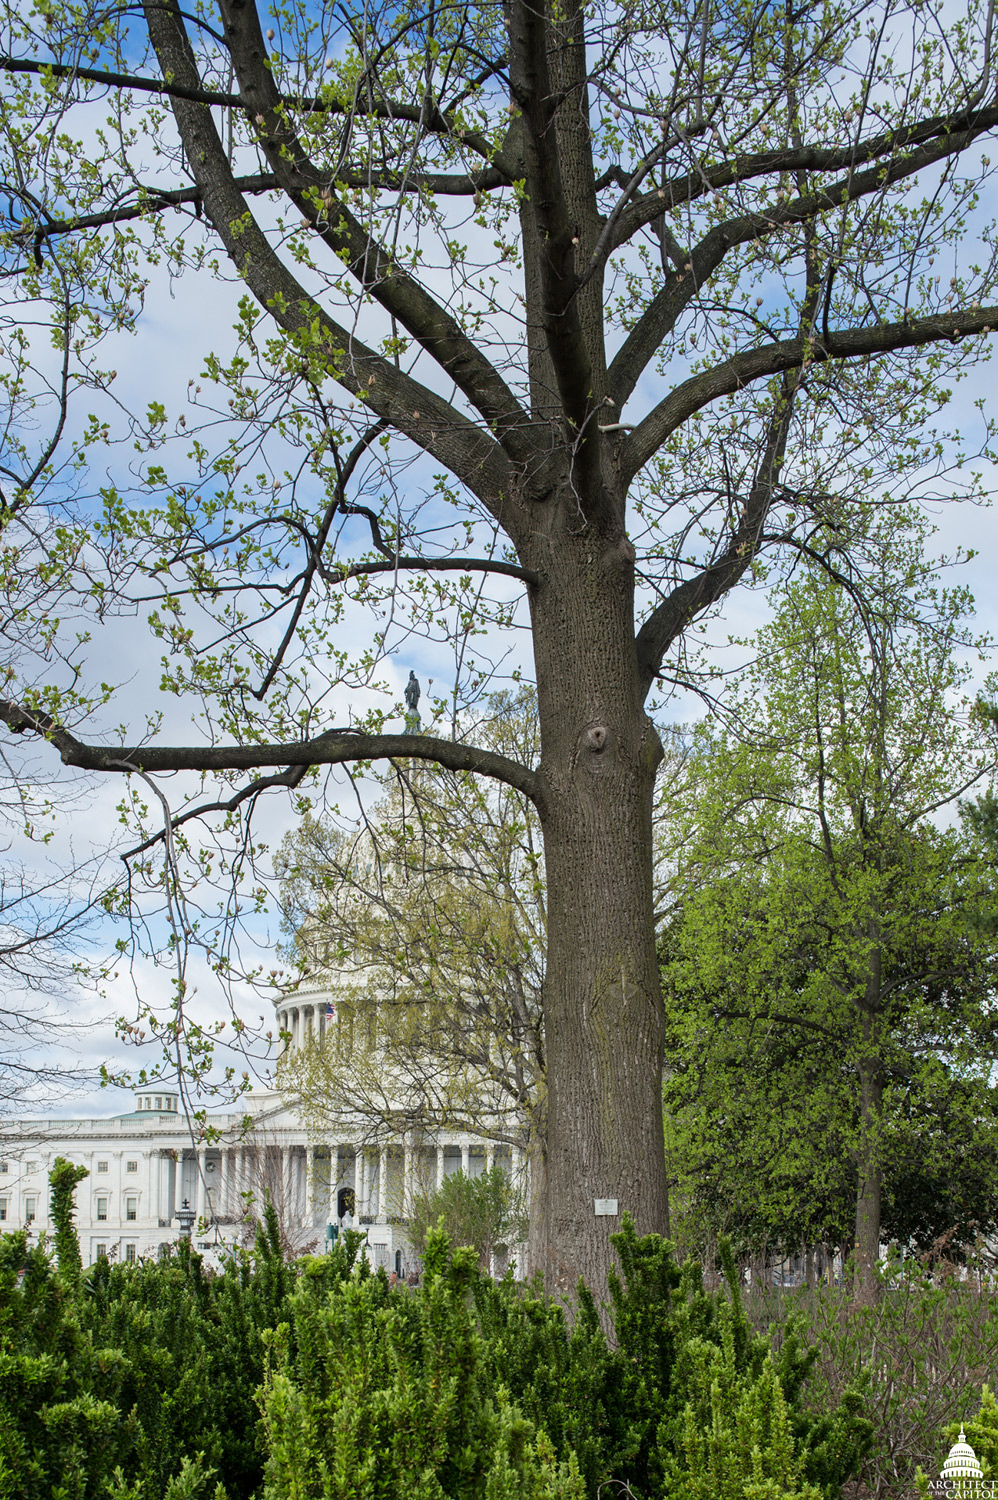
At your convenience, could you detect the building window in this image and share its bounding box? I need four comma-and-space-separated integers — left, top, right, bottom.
155, 1097, 162, 1111
0, 1198, 6, 1222
95, 1243, 107, 1259
0, 1161, 7, 1174
96, 1197, 108, 1221
125, 1244, 136, 1263
125, 1197, 137, 1222
24, 1197, 35, 1222
126, 1160, 138, 1174
97, 1160, 108, 1174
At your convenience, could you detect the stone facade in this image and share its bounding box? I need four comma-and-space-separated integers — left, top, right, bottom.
1, 986, 527, 1275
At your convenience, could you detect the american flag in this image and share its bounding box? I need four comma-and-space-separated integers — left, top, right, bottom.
325, 1000, 335, 1021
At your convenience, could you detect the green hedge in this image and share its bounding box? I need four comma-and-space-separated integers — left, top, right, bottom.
0, 1159, 873, 1499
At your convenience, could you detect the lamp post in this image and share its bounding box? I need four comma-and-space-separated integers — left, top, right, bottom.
175, 1198, 196, 1239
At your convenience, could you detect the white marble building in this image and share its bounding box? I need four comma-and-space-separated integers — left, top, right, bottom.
0, 984, 527, 1274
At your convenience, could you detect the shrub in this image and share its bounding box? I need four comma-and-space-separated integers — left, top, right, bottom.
258, 1221, 871, 1500
0, 1178, 299, 1500
772, 1267, 998, 1498
407, 1167, 528, 1273
2, 1165, 872, 1500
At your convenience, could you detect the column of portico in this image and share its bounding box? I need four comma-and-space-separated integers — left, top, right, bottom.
145, 1149, 155, 1225
220, 1149, 230, 1216
305, 1145, 316, 1219
328, 1146, 340, 1218
461, 1143, 470, 1176
195, 1149, 207, 1225
486, 1145, 495, 1175
350, 1148, 360, 1221
436, 1144, 445, 1190
171, 1149, 181, 1216
357, 1149, 367, 1218
157, 1151, 168, 1223
378, 1146, 387, 1219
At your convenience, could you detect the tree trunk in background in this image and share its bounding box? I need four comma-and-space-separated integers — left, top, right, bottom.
853, 972, 884, 1306
526, 1136, 547, 1280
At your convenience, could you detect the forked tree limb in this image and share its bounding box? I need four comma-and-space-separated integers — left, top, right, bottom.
214, 0, 532, 460
634, 235, 823, 695
138, 0, 515, 513
610, 101, 998, 255
609, 109, 998, 410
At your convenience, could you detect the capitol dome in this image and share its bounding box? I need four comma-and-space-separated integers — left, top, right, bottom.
941, 1429, 984, 1481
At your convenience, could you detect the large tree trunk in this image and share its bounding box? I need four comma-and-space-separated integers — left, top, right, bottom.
525, 500, 669, 1300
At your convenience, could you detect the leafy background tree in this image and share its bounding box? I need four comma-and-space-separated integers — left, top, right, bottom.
407, 1165, 529, 1273
661, 520, 998, 1298
276, 690, 546, 1236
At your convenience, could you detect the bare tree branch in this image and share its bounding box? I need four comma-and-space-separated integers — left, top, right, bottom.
623, 303, 998, 485
0, 703, 541, 804
0, 53, 511, 169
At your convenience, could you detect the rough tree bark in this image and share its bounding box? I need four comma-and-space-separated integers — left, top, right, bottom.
528, 514, 670, 1287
